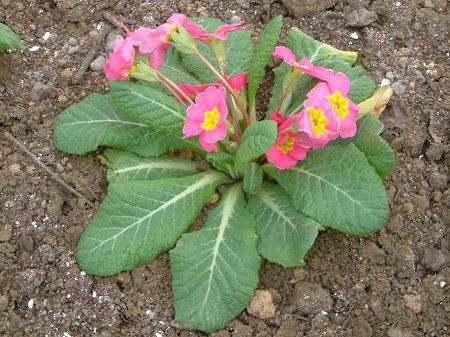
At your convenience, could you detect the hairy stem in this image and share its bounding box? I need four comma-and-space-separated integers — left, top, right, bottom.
154, 68, 194, 105
158, 79, 186, 105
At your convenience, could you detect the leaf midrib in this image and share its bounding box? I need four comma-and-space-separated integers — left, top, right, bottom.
113, 160, 199, 174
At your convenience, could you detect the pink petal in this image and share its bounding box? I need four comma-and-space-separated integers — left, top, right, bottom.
215, 22, 245, 35
227, 73, 247, 91
294, 110, 314, 138
328, 72, 350, 96
270, 112, 285, 126
183, 120, 203, 138
307, 82, 332, 99
186, 103, 207, 121
266, 145, 284, 165
200, 123, 227, 143
339, 111, 358, 138
289, 142, 309, 161
272, 46, 297, 66
199, 138, 218, 152
183, 20, 207, 36
166, 13, 187, 25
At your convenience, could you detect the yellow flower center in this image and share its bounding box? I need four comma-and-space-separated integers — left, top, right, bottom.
201, 107, 220, 130
276, 135, 296, 154
327, 91, 349, 120
127, 65, 138, 77
308, 107, 329, 138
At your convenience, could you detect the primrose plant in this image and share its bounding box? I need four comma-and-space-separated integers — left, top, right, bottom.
53, 14, 395, 333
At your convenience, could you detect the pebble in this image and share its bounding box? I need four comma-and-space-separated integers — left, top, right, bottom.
68, 37, 78, 46
424, 0, 434, 8
90, 55, 106, 71
64, 225, 84, 246
29, 46, 40, 52
426, 143, 444, 161
1, 0, 11, 6
237, 0, 250, 9
421, 246, 450, 271
404, 294, 422, 313
0, 295, 8, 311
428, 172, 447, 191
27, 298, 34, 309
0, 223, 13, 242
386, 71, 395, 81
30, 82, 56, 102
8, 163, 21, 174
411, 194, 429, 211
18, 234, 34, 253
391, 81, 406, 96
105, 33, 118, 53
369, 300, 385, 320
292, 282, 333, 315
393, 245, 415, 278
387, 327, 414, 337
230, 15, 242, 24
380, 78, 391, 86
364, 242, 386, 264
350, 32, 359, 40
247, 289, 277, 319
55, 162, 64, 172
67, 46, 80, 55
346, 8, 378, 27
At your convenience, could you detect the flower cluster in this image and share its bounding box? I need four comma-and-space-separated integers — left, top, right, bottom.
266, 47, 360, 169
102, 14, 360, 170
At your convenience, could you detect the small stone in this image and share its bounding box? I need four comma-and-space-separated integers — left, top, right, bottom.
0, 223, 12, 242
64, 225, 84, 246
386, 71, 395, 81
231, 321, 252, 336
393, 245, 415, 278
68, 37, 78, 46
292, 268, 308, 282
421, 247, 450, 271
426, 143, 444, 161
18, 234, 34, 253
55, 162, 64, 172
237, 0, 250, 9
380, 78, 391, 86
105, 32, 118, 53
230, 15, 242, 24
391, 81, 406, 96
0, 243, 16, 253
404, 294, 422, 313
30, 82, 56, 102
387, 327, 414, 337
292, 282, 333, 315
282, 0, 338, 17
350, 32, 359, 40
1, 0, 11, 6
247, 289, 277, 319
369, 300, 385, 320
0, 295, 8, 311
424, 0, 435, 8
346, 8, 379, 27
8, 163, 21, 174
58, 95, 68, 103
276, 319, 304, 337
411, 194, 429, 211
364, 242, 386, 264
89, 55, 106, 71
428, 172, 447, 191
67, 46, 80, 55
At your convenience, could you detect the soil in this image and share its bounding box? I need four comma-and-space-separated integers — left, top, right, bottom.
0, 0, 448, 336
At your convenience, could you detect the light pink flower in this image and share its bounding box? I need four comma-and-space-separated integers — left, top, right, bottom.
183, 86, 228, 152
103, 36, 136, 81
294, 96, 340, 149
266, 130, 309, 169
195, 22, 245, 42
178, 73, 247, 102
307, 72, 360, 138
272, 46, 334, 81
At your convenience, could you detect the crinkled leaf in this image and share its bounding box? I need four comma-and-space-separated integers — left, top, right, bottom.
206, 152, 237, 178
247, 183, 319, 267
264, 144, 389, 236
334, 113, 395, 178
77, 171, 231, 276
268, 27, 358, 115
243, 162, 263, 195
53, 94, 191, 157
0, 23, 28, 52
171, 183, 259, 333
160, 46, 200, 85
247, 15, 282, 119
182, 17, 253, 83
102, 149, 201, 183
110, 81, 203, 153
235, 120, 277, 174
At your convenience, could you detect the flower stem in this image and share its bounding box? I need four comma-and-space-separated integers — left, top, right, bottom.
288, 103, 304, 117
154, 68, 194, 105
275, 92, 288, 113
196, 51, 250, 127
157, 79, 186, 105
227, 91, 241, 144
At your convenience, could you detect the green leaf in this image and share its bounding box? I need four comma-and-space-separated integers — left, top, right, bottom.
264, 144, 389, 236
235, 120, 277, 174
171, 183, 260, 333
334, 113, 395, 178
243, 162, 263, 195
268, 27, 358, 115
247, 183, 319, 267
206, 152, 237, 178
53, 94, 192, 157
77, 171, 231, 276
160, 48, 200, 85
182, 18, 253, 83
102, 149, 201, 183
247, 16, 282, 120
0, 23, 28, 52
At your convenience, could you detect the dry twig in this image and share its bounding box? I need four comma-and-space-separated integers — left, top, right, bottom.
72, 23, 111, 84
4, 131, 95, 208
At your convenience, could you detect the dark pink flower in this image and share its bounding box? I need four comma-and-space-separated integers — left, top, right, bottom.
103, 36, 136, 81
195, 22, 245, 42
266, 130, 309, 169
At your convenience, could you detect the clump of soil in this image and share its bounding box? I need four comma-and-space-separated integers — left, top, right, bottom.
0, 0, 448, 336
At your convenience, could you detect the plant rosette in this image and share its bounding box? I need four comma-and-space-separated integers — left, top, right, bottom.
53, 14, 395, 333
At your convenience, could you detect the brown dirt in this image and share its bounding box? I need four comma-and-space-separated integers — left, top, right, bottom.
0, 0, 448, 336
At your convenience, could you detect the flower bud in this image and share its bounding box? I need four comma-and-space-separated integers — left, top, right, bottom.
131, 61, 158, 82
171, 26, 198, 54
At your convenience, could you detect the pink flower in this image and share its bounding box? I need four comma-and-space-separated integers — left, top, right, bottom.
178, 73, 247, 103
266, 130, 309, 169
269, 112, 285, 126
273, 46, 333, 81
103, 36, 136, 81
307, 72, 360, 138
195, 22, 245, 42
294, 96, 340, 149
183, 86, 228, 152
